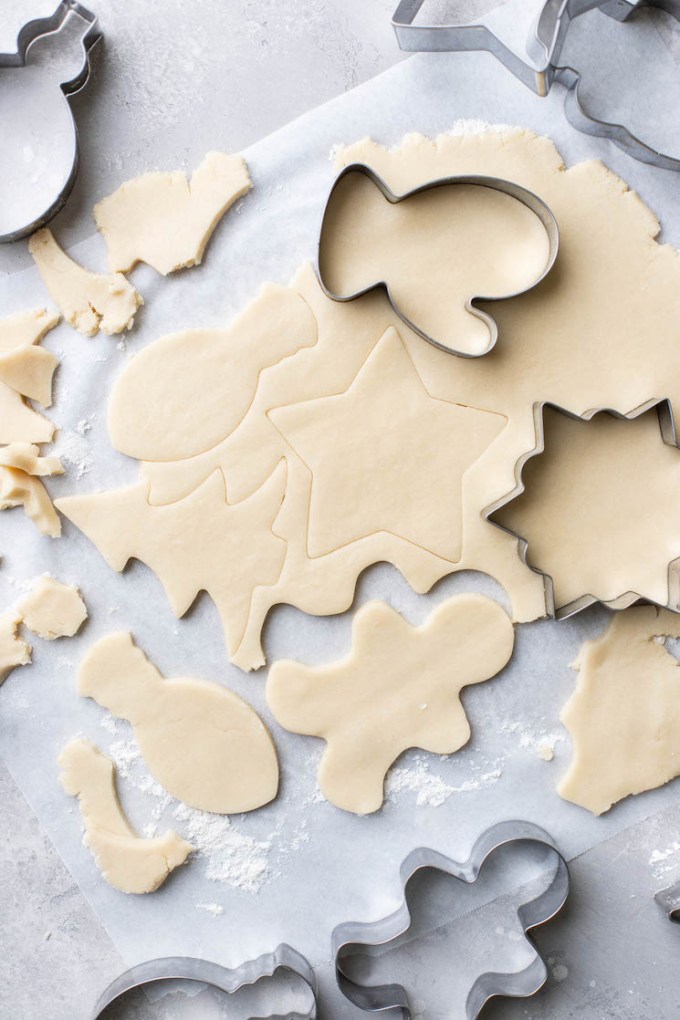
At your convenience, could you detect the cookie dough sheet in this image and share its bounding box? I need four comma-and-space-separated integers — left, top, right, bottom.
2, 31, 680, 1016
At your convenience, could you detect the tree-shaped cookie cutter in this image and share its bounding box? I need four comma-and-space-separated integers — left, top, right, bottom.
484, 398, 680, 620
0, 0, 100, 243
317, 163, 559, 358
332, 820, 569, 1019
91, 944, 318, 1019
392, 0, 680, 173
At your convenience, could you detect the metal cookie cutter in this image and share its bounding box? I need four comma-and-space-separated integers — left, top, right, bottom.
655, 877, 680, 923
392, 0, 680, 172
92, 944, 317, 1019
0, 0, 100, 243
332, 819, 569, 1019
317, 163, 559, 358
485, 398, 680, 620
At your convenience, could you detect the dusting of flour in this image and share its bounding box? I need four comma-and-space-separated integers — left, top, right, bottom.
387, 755, 502, 807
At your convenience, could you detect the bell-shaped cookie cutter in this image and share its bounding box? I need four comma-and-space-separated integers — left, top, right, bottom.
91, 944, 318, 1019
317, 163, 559, 358
0, 0, 100, 243
392, 0, 680, 173
484, 398, 680, 620
332, 819, 569, 1019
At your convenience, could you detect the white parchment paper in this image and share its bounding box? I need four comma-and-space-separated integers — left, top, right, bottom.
3, 21, 680, 1018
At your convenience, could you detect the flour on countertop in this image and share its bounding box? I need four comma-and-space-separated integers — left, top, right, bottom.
649, 840, 680, 879
196, 902, 224, 917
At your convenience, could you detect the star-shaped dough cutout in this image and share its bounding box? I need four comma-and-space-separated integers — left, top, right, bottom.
268, 327, 506, 562
491, 403, 680, 613
266, 594, 514, 814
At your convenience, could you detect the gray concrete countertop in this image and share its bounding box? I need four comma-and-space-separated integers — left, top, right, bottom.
2, 2, 680, 1017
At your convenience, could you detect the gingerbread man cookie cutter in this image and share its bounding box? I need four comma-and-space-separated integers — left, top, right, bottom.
485, 398, 680, 620
392, 0, 680, 172
92, 944, 318, 1019
317, 163, 559, 358
332, 819, 569, 1019
0, 0, 100, 243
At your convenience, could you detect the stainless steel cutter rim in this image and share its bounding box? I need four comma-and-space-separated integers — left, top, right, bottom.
655, 877, 680, 923
317, 162, 559, 359
0, 0, 100, 243
332, 819, 569, 1020
91, 943, 317, 1020
392, 0, 680, 173
484, 397, 680, 620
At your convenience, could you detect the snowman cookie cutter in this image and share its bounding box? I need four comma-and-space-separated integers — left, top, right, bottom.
0, 0, 100, 243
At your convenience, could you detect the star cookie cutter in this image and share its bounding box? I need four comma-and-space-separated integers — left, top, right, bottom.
0, 0, 101, 242
392, 0, 680, 173
484, 398, 680, 620
91, 944, 318, 1019
317, 163, 559, 357
332, 819, 569, 1019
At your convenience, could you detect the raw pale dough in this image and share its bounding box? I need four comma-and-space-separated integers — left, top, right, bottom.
59, 738, 192, 894
0, 609, 31, 683
0, 308, 59, 444
269, 327, 505, 561
57, 465, 287, 658
78, 632, 279, 813
559, 607, 680, 815
320, 169, 551, 356
29, 228, 143, 337
59, 129, 680, 670
0, 344, 57, 405
93, 152, 252, 275
18, 575, 87, 639
267, 595, 514, 814
0, 442, 63, 476
108, 284, 317, 462
0, 466, 60, 537
494, 405, 680, 612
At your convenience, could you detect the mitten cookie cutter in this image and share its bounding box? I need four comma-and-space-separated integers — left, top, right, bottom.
391, 0, 680, 172
484, 398, 680, 620
317, 163, 559, 358
92, 944, 317, 1019
0, 0, 100, 242
332, 819, 569, 1019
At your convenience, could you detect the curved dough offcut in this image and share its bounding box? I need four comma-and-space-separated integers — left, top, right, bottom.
0, 610, 31, 683
559, 606, 680, 815
59, 738, 192, 894
267, 594, 514, 815
0, 466, 60, 537
18, 575, 87, 639
78, 632, 279, 814
29, 228, 143, 337
0, 442, 63, 477
0, 308, 59, 444
93, 152, 252, 275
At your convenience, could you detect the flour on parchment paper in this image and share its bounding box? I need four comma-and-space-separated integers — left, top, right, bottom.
387, 755, 502, 808
649, 840, 680, 879
55, 417, 95, 479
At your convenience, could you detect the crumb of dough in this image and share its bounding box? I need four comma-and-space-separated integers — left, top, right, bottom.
537, 744, 554, 762
93, 151, 252, 276
29, 228, 143, 337
18, 575, 87, 640
0, 465, 61, 537
0, 609, 31, 683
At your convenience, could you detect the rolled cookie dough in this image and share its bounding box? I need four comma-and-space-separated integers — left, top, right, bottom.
59, 738, 192, 894
267, 594, 514, 814
94, 151, 252, 275
0, 308, 59, 444
18, 575, 87, 639
0, 610, 31, 683
0, 442, 63, 477
78, 632, 279, 813
559, 607, 680, 815
0, 465, 60, 537
0, 343, 57, 406
29, 228, 142, 337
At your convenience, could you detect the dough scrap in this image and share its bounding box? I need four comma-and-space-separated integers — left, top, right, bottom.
320, 168, 552, 355
269, 327, 505, 561
78, 632, 279, 814
0, 344, 57, 406
494, 405, 680, 612
57, 464, 287, 658
59, 738, 193, 894
0, 308, 59, 444
267, 595, 514, 814
18, 575, 87, 639
108, 284, 317, 463
29, 228, 143, 337
0, 465, 61, 537
93, 152, 252, 276
0, 442, 63, 476
0, 609, 31, 683
559, 607, 680, 815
